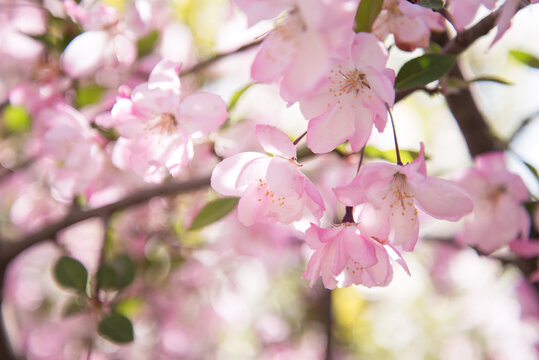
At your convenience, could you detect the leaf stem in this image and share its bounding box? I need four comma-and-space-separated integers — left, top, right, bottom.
293, 131, 307, 146
386, 103, 403, 166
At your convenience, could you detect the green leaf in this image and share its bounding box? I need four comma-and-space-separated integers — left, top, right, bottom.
98, 312, 134, 344
75, 85, 105, 108
509, 50, 539, 69
523, 161, 539, 180
2, 105, 31, 133
137, 30, 159, 59
97, 264, 117, 289
189, 197, 240, 231
228, 83, 252, 111
412, 0, 444, 10
115, 298, 144, 318
353, 0, 384, 33
90, 122, 119, 141
53, 256, 88, 292
364, 146, 421, 164
97, 254, 136, 290
111, 254, 136, 289
469, 75, 513, 85
395, 54, 456, 90
524, 201, 538, 214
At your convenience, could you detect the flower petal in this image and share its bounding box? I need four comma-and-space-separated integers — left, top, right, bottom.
237, 183, 265, 226
265, 158, 302, 197
179, 92, 228, 136
281, 31, 330, 101
306, 105, 354, 154
255, 124, 296, 158
61, 31, 108, 78
343, 227, 377, 267
211, 152, 265, 196
412, 176, 473, 221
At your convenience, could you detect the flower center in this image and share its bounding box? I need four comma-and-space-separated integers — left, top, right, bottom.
256, 178, 286, 207
329, 66, 371, 98
273, 10, 305, 41
386, 173, 416, 217
150, 112, 178, 135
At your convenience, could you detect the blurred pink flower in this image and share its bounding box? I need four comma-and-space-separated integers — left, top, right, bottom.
456, 152, 530, 254
446, 0, 496, 31
373, 0, 445, 51
111, 59, 227, 182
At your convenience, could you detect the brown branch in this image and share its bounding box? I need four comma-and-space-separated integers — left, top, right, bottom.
0, 299, 16, 360
322, 289, 333, 360
445, 63, 505, 156
0, 176, 210, 268
180, 39, 263, 76
395, 3, 528, 103
442, 6, 503, 55
0, 157, 36, 183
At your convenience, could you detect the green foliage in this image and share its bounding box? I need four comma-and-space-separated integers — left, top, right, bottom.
353, 0, 384, 33
115, 298, 144, 318
412, 0, 444, 9
98, 312, 134, 344
76, 85, 105, 108
364, 145, 421, 164
53, 256, 88, 292
228, 83, 253, 111
509, 50, 539, 69
2, 105, 31, 133
90, 122, 119, 141
189, 197, 240, 231
137, 30, 159, 58
32, 16, 82, 52
469, 75, 513, 85
97, 253, 136, 290
523, 161, 539, 180
395, 54, 456, 90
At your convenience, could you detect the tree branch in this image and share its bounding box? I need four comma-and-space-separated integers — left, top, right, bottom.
442, 6, 503, 55
180, 39, 263, 76
0, 176, 210, 268
445, 63, 505, 156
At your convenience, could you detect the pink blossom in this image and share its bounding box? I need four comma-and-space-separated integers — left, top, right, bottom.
490, 0, 539, 47
372, 0, 445, 51
299, 32, 395, 154
231, 0, 294, 27
111, 59, 227, 182
335, 144, 473, 251
60, 2, 137, 78
40, 104, 104, 202
250, 0, 356, 103
211, 125, 325, 226
456, 152, 530, 254
0, 11, 44, 63
446, 0, 496, 31
302, 223, 394, 289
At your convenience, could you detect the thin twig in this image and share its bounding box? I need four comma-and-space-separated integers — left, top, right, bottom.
0, 157, 36, 183
293, 131, 307, 146
386, 103, 403, 166
180, 39, 263, 76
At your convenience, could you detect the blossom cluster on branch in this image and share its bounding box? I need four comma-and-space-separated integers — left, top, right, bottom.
0, 0, 538, 358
